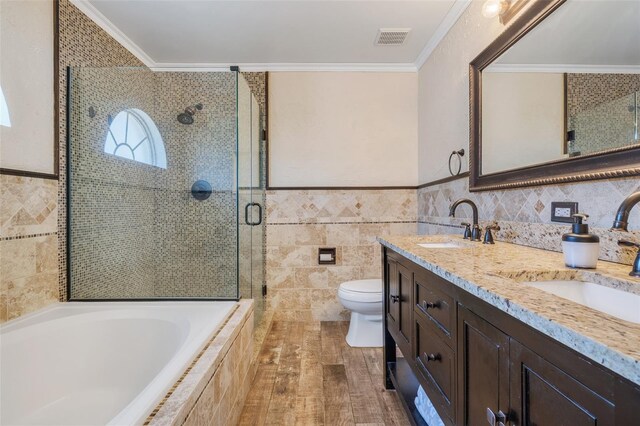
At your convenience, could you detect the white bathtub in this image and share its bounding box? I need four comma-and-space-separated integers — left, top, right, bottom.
0, 301, 238, 426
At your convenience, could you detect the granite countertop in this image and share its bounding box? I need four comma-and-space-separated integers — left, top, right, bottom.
377, 234, 640, 386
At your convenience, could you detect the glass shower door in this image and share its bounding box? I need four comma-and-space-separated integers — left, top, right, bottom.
237, 74, 265, 323
250, 93, 265, 324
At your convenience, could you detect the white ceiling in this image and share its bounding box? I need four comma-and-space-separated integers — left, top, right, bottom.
72, 0, 471, 71
492, 0, 640, 72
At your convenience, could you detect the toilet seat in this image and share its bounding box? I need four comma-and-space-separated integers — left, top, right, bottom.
338, 279, 382, 303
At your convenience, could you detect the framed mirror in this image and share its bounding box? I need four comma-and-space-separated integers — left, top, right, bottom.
470, 0, 640, 191
0, 0, 59, 179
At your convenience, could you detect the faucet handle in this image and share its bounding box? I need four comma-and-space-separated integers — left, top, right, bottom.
460, 222, 471, 240
618, 240, 640, 277
471, 224, 482, 242
483, 223, 501, 244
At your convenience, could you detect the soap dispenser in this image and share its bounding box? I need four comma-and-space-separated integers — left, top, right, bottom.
561, 213, 600, 269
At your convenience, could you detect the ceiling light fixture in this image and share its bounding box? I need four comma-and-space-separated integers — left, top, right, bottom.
482, 0, 510, 19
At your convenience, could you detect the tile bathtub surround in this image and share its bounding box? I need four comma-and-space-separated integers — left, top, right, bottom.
148, 300, 254, 426
418, 175, 640, 265
0, 175, 58, 239
0, 234, 58, 322
378, 234, 640, 386
265, 189, 417, 322
0, 173, 59, 323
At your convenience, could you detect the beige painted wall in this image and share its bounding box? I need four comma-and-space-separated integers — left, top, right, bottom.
418, 0, 504, 182
0, 0, 144, 323
0, 0, 55, 174
269, 72, 418, 187
482, 72, 565, 174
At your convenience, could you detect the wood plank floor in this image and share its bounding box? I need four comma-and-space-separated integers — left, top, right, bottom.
239, 321, 410, 425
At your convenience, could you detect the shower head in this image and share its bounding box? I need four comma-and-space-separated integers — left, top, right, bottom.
177, 112, 194, 125
177, 103, 203, 125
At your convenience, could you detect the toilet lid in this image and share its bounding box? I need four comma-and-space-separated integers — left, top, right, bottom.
339, 279, 382, 294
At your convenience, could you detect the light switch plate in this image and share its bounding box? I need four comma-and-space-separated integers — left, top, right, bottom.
551, 201, 578, 223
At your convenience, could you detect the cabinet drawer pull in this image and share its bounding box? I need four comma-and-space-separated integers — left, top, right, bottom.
486, 408, 507, 426
421, 300, 440, 310
423, 352, 441, 362
390, 295, 400, 303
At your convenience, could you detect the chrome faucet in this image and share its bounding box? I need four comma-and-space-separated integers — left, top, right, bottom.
449, 199, 481, 241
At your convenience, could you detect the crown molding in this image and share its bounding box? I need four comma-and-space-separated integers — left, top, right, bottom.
70, 0, 468, 73
69, 0, 155, 67
485, 64, 640, 74
150, 63, 418, 73
415, 0, 472, 70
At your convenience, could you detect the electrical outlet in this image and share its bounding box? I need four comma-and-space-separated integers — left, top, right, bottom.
551, 202, 578, 223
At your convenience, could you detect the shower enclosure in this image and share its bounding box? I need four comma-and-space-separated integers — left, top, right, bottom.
66, 67, 265, 322
568, 90, 640, 156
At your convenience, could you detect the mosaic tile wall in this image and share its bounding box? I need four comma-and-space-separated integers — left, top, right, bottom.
567, 73, 640, 155
68, 68, 243, 299
417, 175, 640, 266
56, 0, 268, 304
0, 175, 58, 322
265, 189, 417, 321
58, 0, 145, 302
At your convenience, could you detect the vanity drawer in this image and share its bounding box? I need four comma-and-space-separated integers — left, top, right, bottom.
414, 271, 454, 338
415, 315, 455, 420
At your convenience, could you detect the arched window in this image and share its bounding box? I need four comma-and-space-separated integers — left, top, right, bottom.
104, 108, 166, 168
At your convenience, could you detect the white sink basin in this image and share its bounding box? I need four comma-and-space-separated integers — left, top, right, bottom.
417, 242, 462, 249
525, 280, 640, 324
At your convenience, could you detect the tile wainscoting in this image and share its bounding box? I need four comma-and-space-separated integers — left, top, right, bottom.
418, 175, 640, 265
265, 189, 417, 322
0, 175, 59, 322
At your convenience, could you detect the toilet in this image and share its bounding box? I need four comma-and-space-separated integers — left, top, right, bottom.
338, 279, 383, 347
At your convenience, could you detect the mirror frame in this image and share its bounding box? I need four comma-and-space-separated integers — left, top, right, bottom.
469, 0, 640, 192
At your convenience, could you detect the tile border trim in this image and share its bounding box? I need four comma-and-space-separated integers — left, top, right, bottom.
266, 220, 418, 226
0, 232, 58, 242
144, 303, 240, 424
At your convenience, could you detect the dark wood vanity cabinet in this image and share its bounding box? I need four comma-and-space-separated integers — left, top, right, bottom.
385, 256, 413, 357
509, 341, 615, 426
382, 247, 640, 426
457, 307, 510, 426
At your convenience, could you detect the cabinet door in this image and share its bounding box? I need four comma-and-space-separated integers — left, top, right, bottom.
510, 340, 614, 426
397, 263, 413, 349
386, 257, 399, 331
457, 306, 510, 426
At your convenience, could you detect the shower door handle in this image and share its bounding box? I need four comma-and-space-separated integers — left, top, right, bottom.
253, 203, 263, 226
244, 202, 263, 226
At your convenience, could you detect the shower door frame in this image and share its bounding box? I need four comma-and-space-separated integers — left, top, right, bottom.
65, 67, 252, 302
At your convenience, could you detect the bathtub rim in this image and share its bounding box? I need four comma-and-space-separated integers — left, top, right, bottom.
0, 300, 242, 426
145, 299, 254, 426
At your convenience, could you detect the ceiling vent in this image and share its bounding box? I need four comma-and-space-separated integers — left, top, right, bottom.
375, 28, 410, 46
